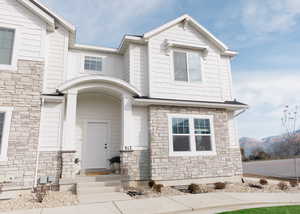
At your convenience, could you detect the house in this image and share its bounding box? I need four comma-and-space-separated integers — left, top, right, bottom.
0, 0, 247, 189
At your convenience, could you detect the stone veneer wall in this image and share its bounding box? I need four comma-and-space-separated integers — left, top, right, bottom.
0, 60, 43, 187
121, 150, 150, 181
149, 105, 243, 181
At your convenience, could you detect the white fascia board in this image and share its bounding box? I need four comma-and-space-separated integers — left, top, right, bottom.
133, 98, 248, 110
29, 0, 75, 33
143, 14, 229, 52
221, 50, 239, 57
17, 0, 55, 31
72, 44, 119, 54
118, 35, 145, 53
42, 95, 65, 103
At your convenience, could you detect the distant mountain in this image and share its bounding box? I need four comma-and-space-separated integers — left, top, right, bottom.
240, 130, 300, 157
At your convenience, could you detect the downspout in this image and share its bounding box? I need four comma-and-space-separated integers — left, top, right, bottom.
33, 97, 44, 188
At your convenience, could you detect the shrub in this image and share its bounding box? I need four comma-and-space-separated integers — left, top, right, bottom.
214, 182, 226, 190
248, 183, 263, 189
278, 182, 288, 191
148, 180, 156, 188
153, 184, 164, 193
33, 184, 48, 203
259, 178, 268, 185
289, 180, 299, 188
188, 183, 208, 194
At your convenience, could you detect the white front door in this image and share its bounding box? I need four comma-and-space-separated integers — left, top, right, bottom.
82, 121, 110, 169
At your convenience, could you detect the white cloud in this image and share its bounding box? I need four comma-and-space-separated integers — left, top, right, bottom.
40, 0, 171, 47
241, 0, 300, 34
234, 71, 300, 139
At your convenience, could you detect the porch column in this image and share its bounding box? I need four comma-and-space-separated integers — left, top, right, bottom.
62, 89, 78, 150
121, 95, 133, 150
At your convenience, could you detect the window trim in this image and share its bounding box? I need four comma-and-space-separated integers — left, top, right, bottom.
81, 54, 104, 74
0, 24, 19, 71
168, 114, 216, 156
0, 107, 13, 161
171, 49, 204, 84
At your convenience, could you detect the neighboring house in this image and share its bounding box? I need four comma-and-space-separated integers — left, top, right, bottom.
0, 0, 247, 189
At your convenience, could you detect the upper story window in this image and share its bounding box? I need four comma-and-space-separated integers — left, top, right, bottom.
0, 28, 15, 65
84, 56, 102, 72
168, 114, 215, 156
173, 51, 202, 82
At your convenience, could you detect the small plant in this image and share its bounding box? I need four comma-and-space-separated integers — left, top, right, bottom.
214, 182, 226, 190
289, 180, 299, 187
153, 184, 164, 193
278, 182, 288, 191
33, 184, 48, 203
188, 183, 208, 194
248, 183, 263, 189
259, 178, 268, 185
148, 180, 156, 188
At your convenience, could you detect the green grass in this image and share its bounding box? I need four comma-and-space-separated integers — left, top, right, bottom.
218, 206, 300, 214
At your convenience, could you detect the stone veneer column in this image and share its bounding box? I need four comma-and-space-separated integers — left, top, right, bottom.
149, 105, 243, 181
0, 60, 43, 188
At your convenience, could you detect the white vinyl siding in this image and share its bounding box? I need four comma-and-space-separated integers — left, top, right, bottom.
149, 23, 230, 102
0, 0, 46, 62
132, 106, 149, 148
0, 107, 13, 161
168, 114, 216, 156
39, 103, 63, 151
0, 27, 15, 65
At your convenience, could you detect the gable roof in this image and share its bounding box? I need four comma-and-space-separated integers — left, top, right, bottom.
143, 14, 228, 52
17, 0, 75, 33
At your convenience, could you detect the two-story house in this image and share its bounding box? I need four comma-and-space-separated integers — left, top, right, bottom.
0, 0, 247, 189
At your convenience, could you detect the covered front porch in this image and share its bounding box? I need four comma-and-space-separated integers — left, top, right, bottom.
57, 75, 142, 174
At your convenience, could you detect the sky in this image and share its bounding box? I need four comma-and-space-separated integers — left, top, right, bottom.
40, 0, 300, 139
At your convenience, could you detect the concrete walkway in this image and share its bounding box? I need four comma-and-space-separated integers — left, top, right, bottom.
2, 192, 300, 214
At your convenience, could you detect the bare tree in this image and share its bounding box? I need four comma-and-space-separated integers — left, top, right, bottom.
281, 105, 299, 182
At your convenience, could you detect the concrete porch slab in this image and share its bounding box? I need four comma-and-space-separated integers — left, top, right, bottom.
114, 197, 192, 214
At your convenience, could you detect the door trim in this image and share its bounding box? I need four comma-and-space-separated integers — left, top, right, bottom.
82, 119, 111, 169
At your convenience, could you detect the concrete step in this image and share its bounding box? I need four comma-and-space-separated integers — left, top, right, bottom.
79, 192, 132, 204
78, 180, 120, 188
76, 174, 121, 183
78, 185, 121, 195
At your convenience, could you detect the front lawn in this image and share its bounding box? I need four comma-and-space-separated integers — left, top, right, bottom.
219, 206, 300, 214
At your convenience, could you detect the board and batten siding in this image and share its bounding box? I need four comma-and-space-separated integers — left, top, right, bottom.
39, 102, 63, 151
43, 24, 69, 93
132, 106, 149, 148
148, 23, 232, 102
67, 50, 124, 81
129, 44, 148, 96
123, 47, 130, 82
0, 0, 46, 61
76, 93, 122, 158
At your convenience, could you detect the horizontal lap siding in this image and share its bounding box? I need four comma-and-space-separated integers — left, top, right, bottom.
44, 25, 68, 92
149, 23, 230, 102
67, 50, 124, 81
0, 0, 45, 61
130, 44, 148, 96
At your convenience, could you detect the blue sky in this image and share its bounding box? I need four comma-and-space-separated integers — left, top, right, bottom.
40, 0, 300, 139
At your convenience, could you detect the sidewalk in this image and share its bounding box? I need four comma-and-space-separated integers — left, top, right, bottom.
2, 192, 300, 214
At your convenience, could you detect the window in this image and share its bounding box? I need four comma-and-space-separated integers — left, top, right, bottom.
173, 51, 202, 82
84, 56, 102, 72
0, 107, 13, 161
0, 28, 15, 65
169, 114, 215, 156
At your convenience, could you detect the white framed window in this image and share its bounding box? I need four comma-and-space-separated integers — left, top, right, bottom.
173, 50, 203, 82
84, 56, 102, 72
168, 114, 216, 156
0, 107, 13, 161
0, 26, 18, 71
